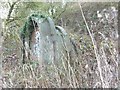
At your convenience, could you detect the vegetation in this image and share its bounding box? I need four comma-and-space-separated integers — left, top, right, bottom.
1, 2, 118, 88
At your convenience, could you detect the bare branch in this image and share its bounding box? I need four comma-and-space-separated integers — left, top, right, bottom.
54, 3, 68, 21
6, 0, 20, 21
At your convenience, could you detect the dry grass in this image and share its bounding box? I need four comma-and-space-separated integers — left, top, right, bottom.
2, 3, 118, 88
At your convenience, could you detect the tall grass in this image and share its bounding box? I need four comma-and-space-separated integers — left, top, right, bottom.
2, 3, 118, 88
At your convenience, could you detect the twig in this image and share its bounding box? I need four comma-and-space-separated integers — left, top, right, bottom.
54, 4, 68, 21
6, 0, 20, 21
78, 3, 104, 87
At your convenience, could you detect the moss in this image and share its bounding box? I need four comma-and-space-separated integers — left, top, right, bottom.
20, 13, 48, 40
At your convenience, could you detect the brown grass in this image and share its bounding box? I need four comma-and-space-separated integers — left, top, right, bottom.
2, 3, 118, 88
